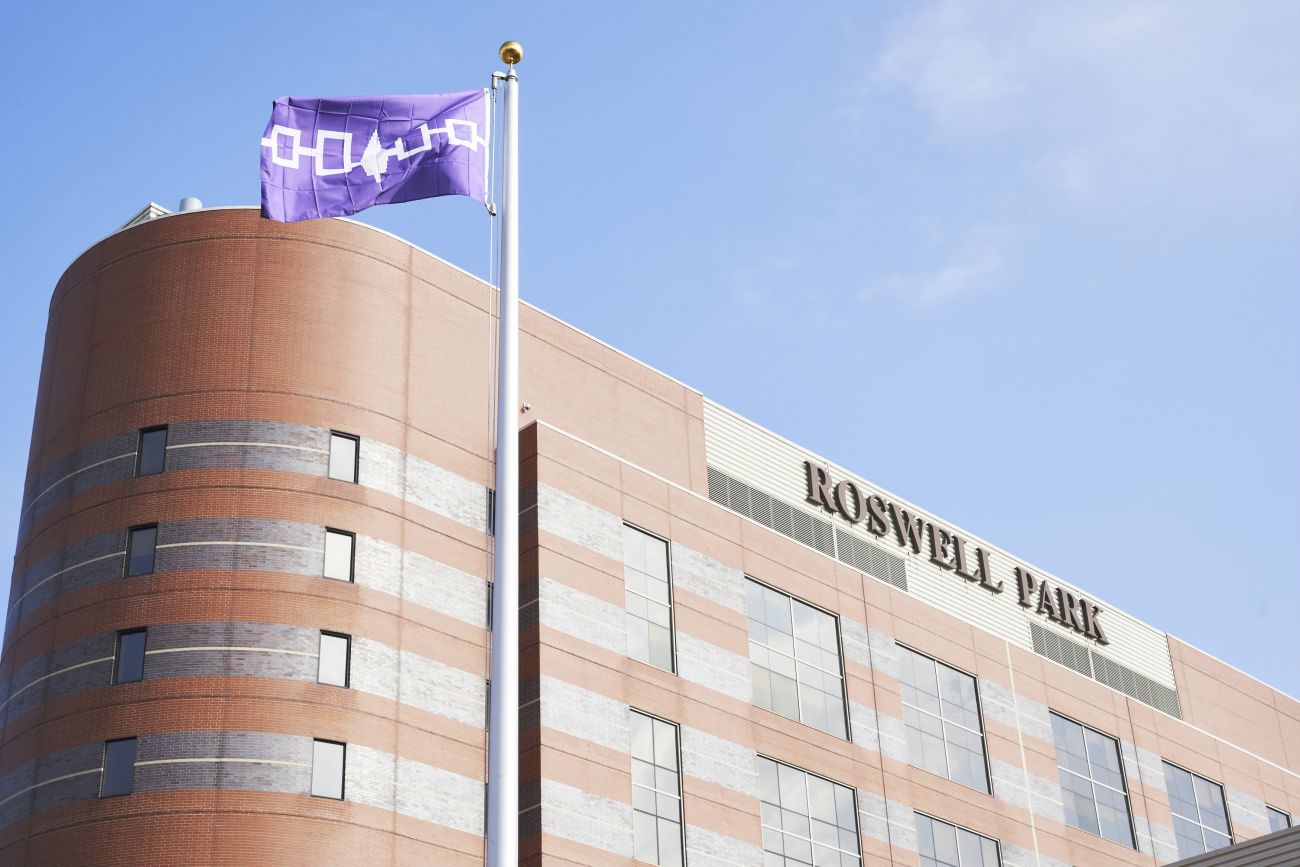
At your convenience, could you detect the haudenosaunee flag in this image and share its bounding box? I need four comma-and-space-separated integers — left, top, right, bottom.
260, 91, 489, 223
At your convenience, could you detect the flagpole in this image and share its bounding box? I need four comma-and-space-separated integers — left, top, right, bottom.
487, 39, 522, 867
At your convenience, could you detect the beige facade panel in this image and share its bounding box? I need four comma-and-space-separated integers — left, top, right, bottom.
703, 398, 1177, 690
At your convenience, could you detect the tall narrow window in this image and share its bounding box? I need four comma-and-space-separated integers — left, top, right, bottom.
1267, 806, 1292, 833
745, 579, 847, 738
318, 632, 351, 687
328, 432, 359, 483
915, 813, 1001, 867
1050, 713, 1134, 847
624, 525, 674, 672
113, 629, 147, 684
311, 739, 346, 799
136, 426, 168, 476
897, 645, 989, 793
1163, 762, 1232, 857
629, 710, 683, 866
323, 529, 355, 582
126, 525, 158, 577
100, 737, 138, 797
757, 756, 861, 866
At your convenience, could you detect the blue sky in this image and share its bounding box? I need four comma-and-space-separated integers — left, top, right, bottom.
1, 2, 1297, 696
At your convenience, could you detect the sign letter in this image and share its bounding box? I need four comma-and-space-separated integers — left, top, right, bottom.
1016, 567, 1038, 607
805, 461, 834, 513
929, 523, 954, 569
865, 495, 890, 538
889, 504, 927, 554
834, 480, 865, 523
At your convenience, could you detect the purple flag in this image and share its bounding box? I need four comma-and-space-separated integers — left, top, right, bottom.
260, 91, 489, 223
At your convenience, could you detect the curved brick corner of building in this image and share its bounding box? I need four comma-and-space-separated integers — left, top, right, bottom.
0, 209, 496, 866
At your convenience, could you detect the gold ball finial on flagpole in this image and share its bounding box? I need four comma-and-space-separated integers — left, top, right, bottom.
499, 41, 523, 65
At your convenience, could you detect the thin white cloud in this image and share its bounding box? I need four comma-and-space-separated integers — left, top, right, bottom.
872, 1, 1300, 213
727, 254, 801, 311
866, 224, 1016, 309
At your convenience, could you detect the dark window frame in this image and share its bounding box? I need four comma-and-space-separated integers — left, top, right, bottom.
311, 738, 347, 800
100, 737, 138, 798
135, 425, 169, 477
623, 523, 677, 675
1266, 805, 1292, 832
322, 528, 356, 582
756, 753, 864, 866
629, 708, 685, 866
113, 628, 148, 684
744, 575, 852, 741
318, 630, 352, 688
896, 642, 993, 795
914, 810, 1003, 866
1163, 759, 1235, 857
1048, 709, 1137, 849
328, 431, 360, 484
125, 524, 159, 577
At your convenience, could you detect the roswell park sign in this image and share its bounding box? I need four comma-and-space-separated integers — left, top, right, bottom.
803, 462, 1110, 645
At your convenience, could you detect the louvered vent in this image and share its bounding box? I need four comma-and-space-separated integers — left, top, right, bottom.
708, 466, 835, 555
1030, 622, 1093, 677
835, 528, 907, 592
706, 466, 907, 590
1091, 652, 1182, 719
1030, 623, 1181, 718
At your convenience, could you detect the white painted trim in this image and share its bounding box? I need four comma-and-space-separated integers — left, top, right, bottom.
144, 646, 317, 658
155, 541, 320, 553
166, 441, 327, 454
0, 656, 114, 711
21, 452, 135, 517
0, 767, 101, 808
134, 757, 311, 768
8, 551, 125, 613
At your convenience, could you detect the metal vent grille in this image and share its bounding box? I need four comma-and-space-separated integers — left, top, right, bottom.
835, 528, 907, 592
1031, 622, 1093, 677
706, 466, 908, 590
1091, 652, 1182, 719
1030, 623, 1181, 718
707, 466, 834, 555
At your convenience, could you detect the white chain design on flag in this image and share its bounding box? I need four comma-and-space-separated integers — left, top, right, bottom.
261, 120, 487, 184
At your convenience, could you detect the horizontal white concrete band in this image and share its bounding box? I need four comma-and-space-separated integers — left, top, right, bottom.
0, 622, 485, 737
0, 731, 484, 836
685, 823, 764, 867
17, 420, 491, 544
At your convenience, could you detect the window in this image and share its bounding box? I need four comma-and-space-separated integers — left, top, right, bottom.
897, 645, 989, 793
126, 525, 158, 577
915, 813, 1001, 867
328, 432, 359, 483
113, 629, 147, 684
136, 426, 168, 476
1267, 806, 1292, 833
745, 579, 847, 738
624, 525, 674, 672
629, 710, 683, 866
323, 529, 354, 582
757, 756, 861, 867
100, 737, 137, 797
311, 739, 346, 799
1050, 713, 1134, 847
318, 632, 351, 687
1163, 763, 1232, 857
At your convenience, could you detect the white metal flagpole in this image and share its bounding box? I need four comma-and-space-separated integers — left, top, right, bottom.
487, 39, 522, 867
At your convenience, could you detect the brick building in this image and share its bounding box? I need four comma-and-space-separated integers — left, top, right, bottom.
0, 206, 1295, 865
